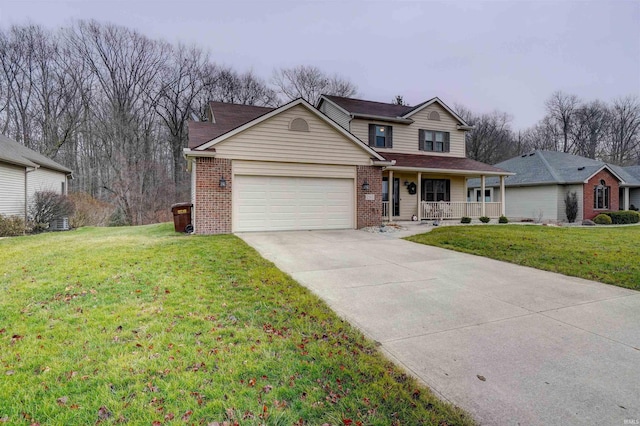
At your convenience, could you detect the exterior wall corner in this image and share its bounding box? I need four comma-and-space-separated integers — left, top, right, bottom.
356, 165, 382, 228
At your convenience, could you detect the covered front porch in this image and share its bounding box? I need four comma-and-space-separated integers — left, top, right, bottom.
380, 165, 508, 222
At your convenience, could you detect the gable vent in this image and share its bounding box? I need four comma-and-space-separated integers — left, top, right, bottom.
289, 117, 309, 132
428, 111, 441, 121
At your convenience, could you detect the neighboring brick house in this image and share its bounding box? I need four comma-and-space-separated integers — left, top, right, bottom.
185, 96, 511, 234
467, 150, 640, 222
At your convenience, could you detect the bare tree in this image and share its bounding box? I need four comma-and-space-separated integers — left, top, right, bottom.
154, 44, 212, 188
457, 105, 518, 164
207, 66, 277, 107
571, 100, 610, 159
66, 20, 169, 225
271, 65, 357, 105
520, 115, 563, 152
545, 91, 581, 153
605, 96, 640, 166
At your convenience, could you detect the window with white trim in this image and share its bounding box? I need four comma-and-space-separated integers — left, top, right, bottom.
594, 179, 610, 209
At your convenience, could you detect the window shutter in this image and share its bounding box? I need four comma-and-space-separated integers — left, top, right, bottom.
419, 129, 425, 151
387, 126, 393, 148
368, 124, 375, 146
445, 179, 451, 201
444, 132, 450, 152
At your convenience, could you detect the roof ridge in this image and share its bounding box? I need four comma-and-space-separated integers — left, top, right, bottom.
323, 94, 412, 108
536, 151, 564, 183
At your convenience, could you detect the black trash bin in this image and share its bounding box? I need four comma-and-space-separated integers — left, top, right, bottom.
171, 202, 193, 233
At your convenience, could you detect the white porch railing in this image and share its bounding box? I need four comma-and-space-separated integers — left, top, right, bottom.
421, 201, 502, 219
382, 201, 389, 218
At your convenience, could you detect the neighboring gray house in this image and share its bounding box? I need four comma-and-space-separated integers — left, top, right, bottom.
468, 151, 640, 222
0, 134, 73, 224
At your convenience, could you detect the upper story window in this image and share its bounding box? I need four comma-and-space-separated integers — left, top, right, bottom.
594, 179, 610, 209
419, 129, 450, 152
368, 124, 393, 148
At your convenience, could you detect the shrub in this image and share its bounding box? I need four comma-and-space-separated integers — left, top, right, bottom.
28, 191, 75, 232
460, 216, 472, 224
68, 192, 112, 228
604, 210, 640, 224
498, 215, 509, 224
0, 215, 26, 237
564, 191, 578, 223
479, 216, 491, 223
593, 214, 612, 225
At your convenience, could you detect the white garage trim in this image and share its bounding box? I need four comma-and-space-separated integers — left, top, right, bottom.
233, 174, 355, 232
233, 160, 356, 179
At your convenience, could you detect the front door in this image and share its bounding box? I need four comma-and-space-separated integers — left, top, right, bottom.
382, 177, 400, 216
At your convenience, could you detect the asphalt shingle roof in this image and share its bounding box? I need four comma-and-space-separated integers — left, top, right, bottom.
188, 102, 275, 149
383, 153, 507, 174
468, 150, 640, 187
322, 95, 415, 118
0, 134, 72, 173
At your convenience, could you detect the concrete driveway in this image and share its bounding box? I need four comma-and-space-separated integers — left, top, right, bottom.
239, 229, 640, 426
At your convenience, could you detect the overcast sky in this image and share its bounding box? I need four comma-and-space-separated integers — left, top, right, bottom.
1, 0, 639, 129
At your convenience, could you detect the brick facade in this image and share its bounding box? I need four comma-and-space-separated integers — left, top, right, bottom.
194, 157, 232, 234
356, 165, 383, 228
583, 168, 620, 220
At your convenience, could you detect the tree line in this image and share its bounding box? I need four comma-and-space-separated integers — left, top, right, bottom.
458, 91, 640, 166
1, 21, 638, 225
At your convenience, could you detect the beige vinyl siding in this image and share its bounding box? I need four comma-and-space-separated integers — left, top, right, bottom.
0, 162, 26, 217
557, 184, 584, 222
630, 188, 640, 210
505, 185, 560, 221
214, 105, 371, 165
319, 100, 350, 130
233, 160, 355, 179
390, 172, 465, 220
27, 167, 66, 197
350, 103, 466, 157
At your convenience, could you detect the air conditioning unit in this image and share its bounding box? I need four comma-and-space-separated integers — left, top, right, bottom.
49, 217, 70, 231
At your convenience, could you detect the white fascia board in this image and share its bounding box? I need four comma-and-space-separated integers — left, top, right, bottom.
183, 148, 217, 158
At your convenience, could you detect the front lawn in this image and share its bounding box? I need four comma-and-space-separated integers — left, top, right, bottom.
406, 225, 640, 290
0, 224, 471, 425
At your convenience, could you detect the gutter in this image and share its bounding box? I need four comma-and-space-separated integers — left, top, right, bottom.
372, 159, 395, 166
385, 165, 515, 177
351, 113, 414, 124
456, 125, 474, 131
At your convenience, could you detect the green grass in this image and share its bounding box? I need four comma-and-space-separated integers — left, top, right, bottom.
0, 224, 472, 425
406, 225, 640, 290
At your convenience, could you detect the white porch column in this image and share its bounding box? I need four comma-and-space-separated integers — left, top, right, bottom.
481, 175, 486, 217
389, 170, 394, 221
417, 172, 422, 221
624, 187, 630, 210
500, 175, 506, 216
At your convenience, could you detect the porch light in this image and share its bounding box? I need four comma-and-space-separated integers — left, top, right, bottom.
362, 180, 370, 191
219, 176, 227, 188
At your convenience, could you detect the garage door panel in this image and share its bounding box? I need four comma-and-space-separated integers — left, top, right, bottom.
235, 175, 354, 232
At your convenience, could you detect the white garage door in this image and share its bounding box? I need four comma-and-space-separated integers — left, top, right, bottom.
234, 175, 354, 232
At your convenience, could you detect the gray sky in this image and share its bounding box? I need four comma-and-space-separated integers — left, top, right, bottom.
1, 0, 639, 129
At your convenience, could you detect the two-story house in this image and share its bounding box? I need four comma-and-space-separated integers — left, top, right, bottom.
184, 96, 511, 234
